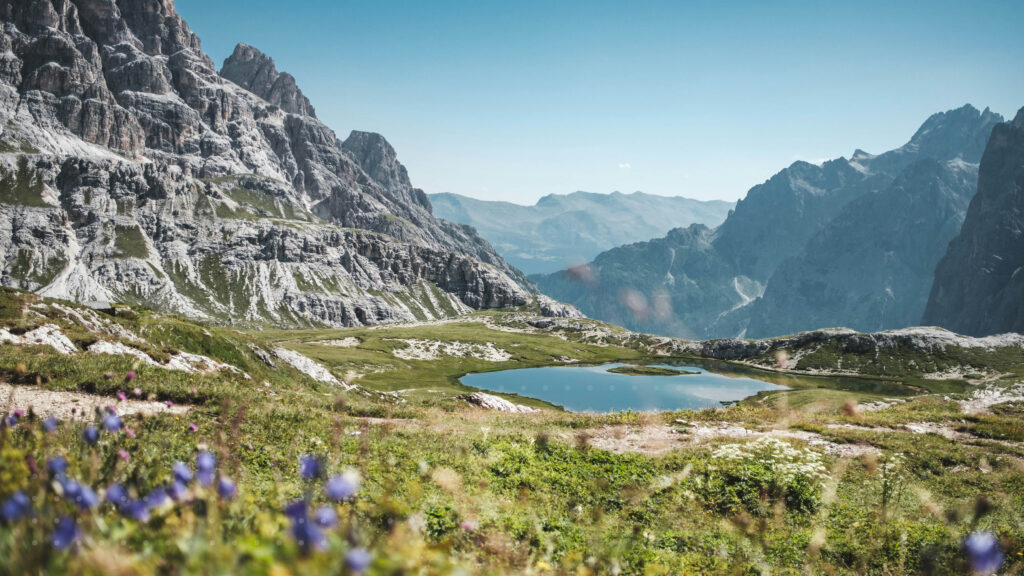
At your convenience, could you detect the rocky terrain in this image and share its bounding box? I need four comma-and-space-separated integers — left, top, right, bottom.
431, 191, 733, 274
0, 0, 530, 328
534, 105, 1003, 339
924, 107, 1024, 336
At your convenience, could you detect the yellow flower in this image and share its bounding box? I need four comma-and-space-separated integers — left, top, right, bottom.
537, 561, 551, 571
268, 564, 292, 576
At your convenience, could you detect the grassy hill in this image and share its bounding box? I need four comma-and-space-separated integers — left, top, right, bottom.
1, 288, 1022, 575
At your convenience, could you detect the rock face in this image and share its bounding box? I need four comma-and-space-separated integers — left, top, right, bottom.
0, 0, 529, 327
534, 105, 1002, 339
923, 108, 1024, 336
430, 191, 733, 275
745, 157, 979, 337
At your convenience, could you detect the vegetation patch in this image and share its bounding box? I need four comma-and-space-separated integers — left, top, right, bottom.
0, 156, 48, 207
608, 365, 700, 376
113, 225, 149, 259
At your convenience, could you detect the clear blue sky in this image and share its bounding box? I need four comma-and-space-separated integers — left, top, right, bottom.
176, 0, 1024, 204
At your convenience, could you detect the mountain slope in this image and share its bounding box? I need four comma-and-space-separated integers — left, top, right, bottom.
0, 0, 529, 327
534, 105, 1002, 339
430, 191, 733, 274
923, 107, 1024, 335
745, 158, 979, 337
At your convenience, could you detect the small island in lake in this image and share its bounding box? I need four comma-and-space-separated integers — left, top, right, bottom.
607, 365, 701, 376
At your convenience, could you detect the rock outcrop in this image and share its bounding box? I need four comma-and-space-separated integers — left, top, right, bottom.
0, 0, 529, 327
923, 107, 1024, 335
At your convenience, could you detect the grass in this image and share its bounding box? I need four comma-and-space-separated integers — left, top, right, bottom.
113, 225, 149, 259
0, 290, 1022, 574
607, 365, 700, 376
0, 156, 48, 207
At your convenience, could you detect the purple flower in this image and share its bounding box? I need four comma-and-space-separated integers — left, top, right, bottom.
298, 455, 323, 480
144, 486, 168, 510
2, 491, 31, 523
103, 413, 123, 432
172, 462, 193, 485
167, 480, 188, 502
60, 479, 81, 500
77, 484, 99, 510
42, 415, 59, 433
52, 516, 80, 550
6, 414, 17, 427
345, 548, 372, 573
290, 520, 327, 555
284, 499, 308, 521
47, 456, 69, 477
121, 499, 150, 522
106, 483, 129, 509
965, 532, 1003, 575
325, 470, 360, 501
217, 477, 237, 500
314, 505, 337, 528
82, 425, 99, 445
125, 371, 136, 382
196, 451, 216, 487
117, 391, 127, 402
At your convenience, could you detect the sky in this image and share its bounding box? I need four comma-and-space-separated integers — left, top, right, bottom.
175, 0, 1024, 204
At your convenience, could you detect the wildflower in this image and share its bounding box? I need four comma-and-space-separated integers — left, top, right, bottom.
125, 428, 136, 439
118, 449, 130, 461
47, 456, 69, 476
6, 413, 17, 427
325, 470, 360, 501
2, 491, 31, 523
197, 451, 216, 486
121, 499, 150, 522
165, 400, 174, 408
82, 425, 99, 445
284, 499, 308, 521
965, 532, 1003, 575
133, 387, 142, 397
103, 414, 123, 432
106, 483, 129, 509
167, 480, 189, 502
462, 520, 477, 532
52, 516, 80, 550
298, 455, 323, 480
125, 371, 136, 382
314, 506, 337, 528
173, 462, 193, 485
188, 422, 198, 432
217, 477, 237, 500
43, 415, 59, 432
144, 487, 168, 510
117, 391, 127, 402
345, 548, 372, 573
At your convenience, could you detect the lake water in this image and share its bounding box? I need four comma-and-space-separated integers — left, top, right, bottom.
460, 362, 789, 412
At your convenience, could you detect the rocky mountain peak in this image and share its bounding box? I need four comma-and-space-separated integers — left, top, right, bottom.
904, 104, 1003, 163
341, 130, 412, 190
220, 42, 316, 117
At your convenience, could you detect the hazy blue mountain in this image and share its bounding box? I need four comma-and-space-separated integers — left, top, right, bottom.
534, 105, 1003, 339
745, 157, 980, 337
429, 191, 733, 274
924, 107, 1024, 336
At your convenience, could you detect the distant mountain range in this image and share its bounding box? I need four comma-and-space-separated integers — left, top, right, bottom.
430, 191, 733, 275
533, 105, 1006, 339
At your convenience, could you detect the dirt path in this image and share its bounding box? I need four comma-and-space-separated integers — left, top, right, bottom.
1, 383, 190, 421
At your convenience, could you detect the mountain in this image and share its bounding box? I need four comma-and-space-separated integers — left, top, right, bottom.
0, 0, 530, 327
745, 157, 980, 337
429, 191, 733, 274
923, 107, 1024, 335
533, 105, 1003, 339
